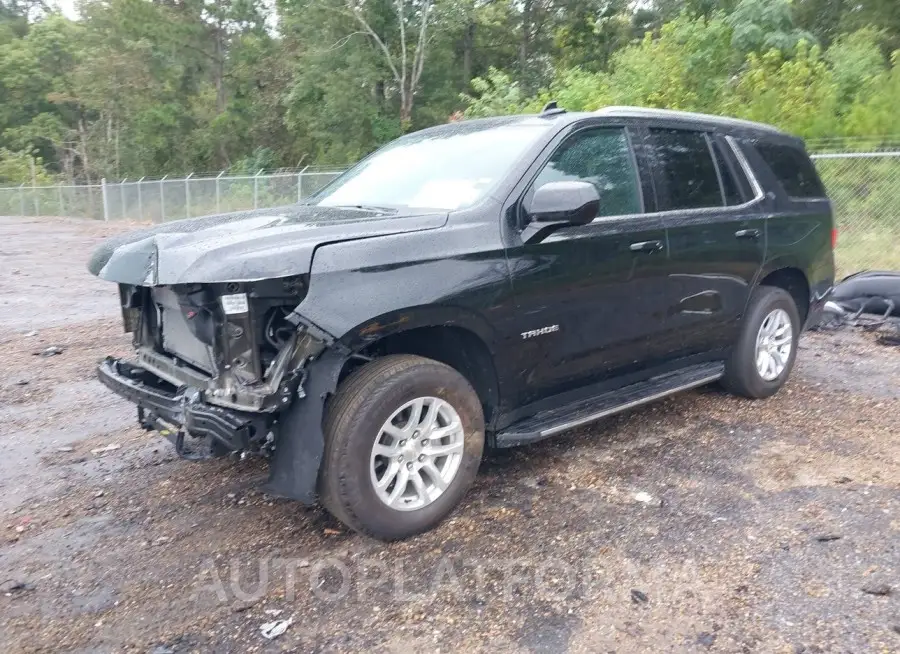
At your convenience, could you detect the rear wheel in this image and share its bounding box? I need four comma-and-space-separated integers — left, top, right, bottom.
723, 286, 801, 399
319, 355, 485, 540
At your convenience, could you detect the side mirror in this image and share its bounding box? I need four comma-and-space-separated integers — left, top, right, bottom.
521, 181, 600, 244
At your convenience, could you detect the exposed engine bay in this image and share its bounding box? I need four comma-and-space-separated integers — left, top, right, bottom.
99, 276, 335, 463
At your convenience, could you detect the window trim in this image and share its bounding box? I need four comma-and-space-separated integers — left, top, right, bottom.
710, 134, 752, 205
705, 133, 729, 207
725, 135, 764, 202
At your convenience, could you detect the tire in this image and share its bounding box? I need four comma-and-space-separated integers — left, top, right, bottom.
318, 354, 485, 540
722, 286, 801, 399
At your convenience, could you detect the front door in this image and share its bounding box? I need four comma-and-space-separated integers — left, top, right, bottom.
504, 124, 676, 408
642, 127, 766, 357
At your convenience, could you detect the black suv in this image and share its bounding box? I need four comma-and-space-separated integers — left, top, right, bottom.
90, 105, 835, 540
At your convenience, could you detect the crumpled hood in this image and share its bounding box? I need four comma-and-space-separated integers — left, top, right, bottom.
88, 205, 446, 285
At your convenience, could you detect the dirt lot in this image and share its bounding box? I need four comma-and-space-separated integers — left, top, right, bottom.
0, 216, 898, 653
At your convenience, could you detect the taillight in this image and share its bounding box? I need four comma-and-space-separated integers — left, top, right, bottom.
831, 228, 838, 249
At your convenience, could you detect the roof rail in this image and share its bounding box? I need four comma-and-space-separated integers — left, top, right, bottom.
594, 105, 783, 134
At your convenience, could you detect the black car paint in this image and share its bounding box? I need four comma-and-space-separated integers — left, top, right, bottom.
88, 205, 447, 285
90, 109, 835, 504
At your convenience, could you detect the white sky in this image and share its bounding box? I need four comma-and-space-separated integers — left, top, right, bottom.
54, 0, 79, 20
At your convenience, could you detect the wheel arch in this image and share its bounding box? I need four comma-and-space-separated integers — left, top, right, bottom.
338, 309, 502, 426
757, 265, 811, 325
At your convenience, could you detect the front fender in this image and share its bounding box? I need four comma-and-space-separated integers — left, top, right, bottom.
295, 224, 512, 350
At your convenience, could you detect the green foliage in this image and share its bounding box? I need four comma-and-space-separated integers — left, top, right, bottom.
722, 43, 840, 138
461, 68, 528, 117
0, 148, 53, 184
727, 0, 816, 55
2, 0, 900, 183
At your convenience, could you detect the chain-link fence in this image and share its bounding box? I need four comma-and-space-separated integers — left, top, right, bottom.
0, 168, 345, 223
810, 152, 900, 276
1, 154, 899, 276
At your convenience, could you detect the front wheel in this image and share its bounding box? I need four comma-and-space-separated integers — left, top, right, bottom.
318, 355, 485, 540
723, 286, 801, 399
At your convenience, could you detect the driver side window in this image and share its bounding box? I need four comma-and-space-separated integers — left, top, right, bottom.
532, 127, 641, 219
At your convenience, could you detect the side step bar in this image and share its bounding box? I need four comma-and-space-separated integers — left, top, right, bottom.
494, 362, 725, 447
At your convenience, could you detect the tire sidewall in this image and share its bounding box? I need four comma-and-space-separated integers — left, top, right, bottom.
335, 363, 484, 539
738, 288, 801, 398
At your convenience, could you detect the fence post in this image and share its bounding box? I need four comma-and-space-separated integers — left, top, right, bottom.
253, 169, 263, 209
216, 171, 224, 213
18, 183, 25, 217
58, 185, 64, 216
101, 178, 109, 222
119, 178, 127, 220
29, 156, 39, 216
297, 165, 309, 202
160, 175, 167, 223
185, 172, 193, 219
137, 176, 144, 221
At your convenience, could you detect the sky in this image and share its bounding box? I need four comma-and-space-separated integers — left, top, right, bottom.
55, 0, 78, 20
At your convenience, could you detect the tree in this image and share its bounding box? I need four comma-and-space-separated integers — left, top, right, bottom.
345, 0, 434, 128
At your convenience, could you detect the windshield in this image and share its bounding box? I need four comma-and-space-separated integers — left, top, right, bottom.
313, 121, 550, 211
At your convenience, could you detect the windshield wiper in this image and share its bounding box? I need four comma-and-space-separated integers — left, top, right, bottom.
331, 204, 398, 214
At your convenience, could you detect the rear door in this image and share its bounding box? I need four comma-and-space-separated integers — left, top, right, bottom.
642, 126, 767, 357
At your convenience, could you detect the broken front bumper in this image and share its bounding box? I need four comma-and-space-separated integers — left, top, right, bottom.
97, 357, 267, 459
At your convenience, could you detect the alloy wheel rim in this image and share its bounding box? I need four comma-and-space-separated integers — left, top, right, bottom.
370, 397, 465, 511
755, 308, 793, 381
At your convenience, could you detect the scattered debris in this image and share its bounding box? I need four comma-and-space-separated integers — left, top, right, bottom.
260, 616, 293, 640
56, 446, 74, 453
14, 379, 29, 386
834, 476, 852, 484
815, 271, 900, 344
24, 330, 37, 337
1, 579, 35, 595
815, 534, 842, 542
94, 490, 105, 498
323, 528, 342, 536
264, 609, 284, 617
90, 443, 121, 455
634, 491, 663, 506
861, 583, 891, 596
630, 589, 649, 604
697, 632, 717, 648
33, 345, 63, 357
149, 647, 175, 654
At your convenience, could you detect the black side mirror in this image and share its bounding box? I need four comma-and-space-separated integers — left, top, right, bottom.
522, 180, 600, 244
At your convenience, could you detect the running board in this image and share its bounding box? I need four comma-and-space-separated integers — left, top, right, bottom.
494, 362, 725, 447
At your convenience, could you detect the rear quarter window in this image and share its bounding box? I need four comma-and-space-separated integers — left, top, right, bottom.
754, 142, 826, 199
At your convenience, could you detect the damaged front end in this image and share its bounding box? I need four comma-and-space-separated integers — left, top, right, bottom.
98, 276, 346, 501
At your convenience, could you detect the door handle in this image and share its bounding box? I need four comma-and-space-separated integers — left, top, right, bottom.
629, 240, 664, 253
735, 228, 761, 239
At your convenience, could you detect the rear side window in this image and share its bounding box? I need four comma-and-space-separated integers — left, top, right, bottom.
532, 127, 642, 218
755, 142, 825, 198
648, 128, 722, 210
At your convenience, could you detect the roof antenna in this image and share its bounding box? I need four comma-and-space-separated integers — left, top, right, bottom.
540, 100, 566, 116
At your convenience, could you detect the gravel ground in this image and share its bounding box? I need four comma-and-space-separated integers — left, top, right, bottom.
0, 216, 898, 653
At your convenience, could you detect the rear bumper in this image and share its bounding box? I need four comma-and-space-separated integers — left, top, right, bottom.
98, 357, 267, 458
